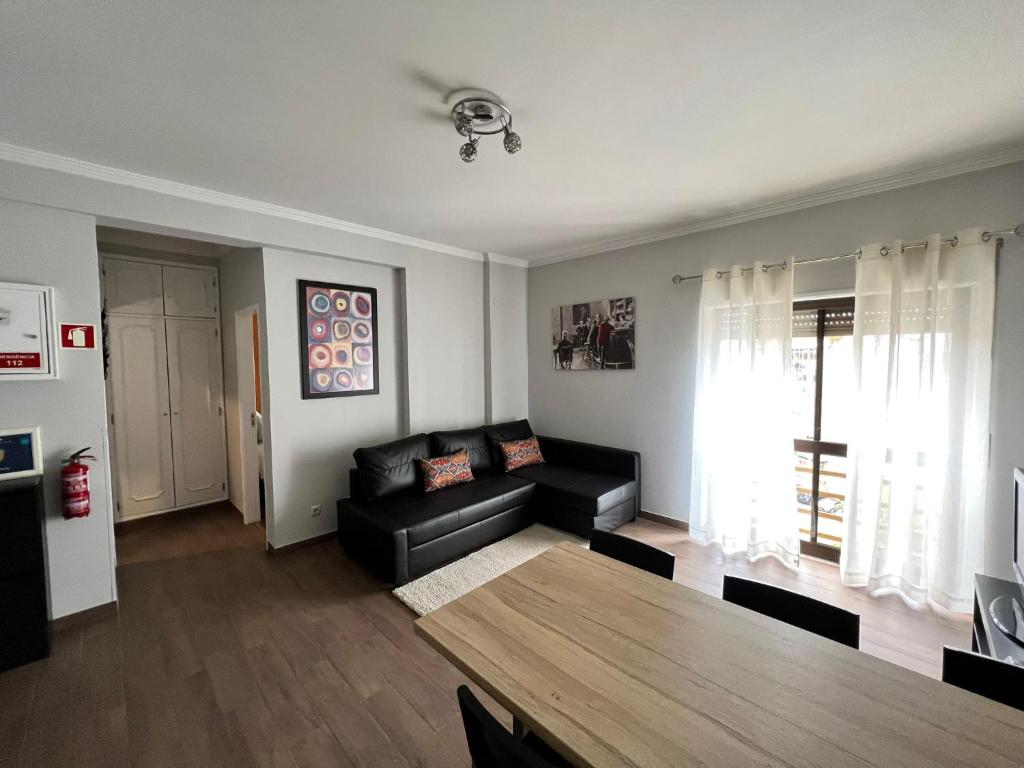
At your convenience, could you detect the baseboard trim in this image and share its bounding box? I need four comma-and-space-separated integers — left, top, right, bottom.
51, 601, 118, 631
638, 510, 689, 531
266, 531, 335, 555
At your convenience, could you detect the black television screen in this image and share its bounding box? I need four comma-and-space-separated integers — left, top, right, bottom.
1015, 467, 1024, 587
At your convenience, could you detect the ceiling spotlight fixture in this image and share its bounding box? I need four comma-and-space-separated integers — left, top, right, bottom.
459, 136, 479, 163
502, 124, 522, 154
450, 96, 521, 162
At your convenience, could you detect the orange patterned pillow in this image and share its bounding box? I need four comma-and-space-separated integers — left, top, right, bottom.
497, 436, 545, 471
420, 449, 475, 493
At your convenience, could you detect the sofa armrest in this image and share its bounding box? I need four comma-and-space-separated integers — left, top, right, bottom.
536, 435, 640, 482
337, 497, 407, 584
348, 467, 365, 502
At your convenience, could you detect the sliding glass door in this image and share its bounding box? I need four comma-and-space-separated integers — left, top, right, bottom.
792, 297, 854, 562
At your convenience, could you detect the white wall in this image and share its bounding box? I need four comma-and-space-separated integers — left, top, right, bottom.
259, 245, 531, 549
0, 199, 116, 618
218, 248, 266, 513
403, 256, 487, 434
527, 161, 1024, 579
485, 259, 530, 423
260, 249, 405, 547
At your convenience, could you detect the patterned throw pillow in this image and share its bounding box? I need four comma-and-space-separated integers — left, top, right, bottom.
497, 436, 545, 472
420, 449, 475, 493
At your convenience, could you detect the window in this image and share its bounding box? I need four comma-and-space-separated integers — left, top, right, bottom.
792, 297, 854, 562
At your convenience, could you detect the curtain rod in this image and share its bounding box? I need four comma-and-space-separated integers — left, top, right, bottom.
670, 222, 1024, 284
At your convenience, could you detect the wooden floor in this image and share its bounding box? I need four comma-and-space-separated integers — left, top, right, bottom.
114, 501, 267, 566
0, 507, 972, 767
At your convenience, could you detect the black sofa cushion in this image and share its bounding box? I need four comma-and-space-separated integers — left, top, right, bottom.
484, 419, 534, 467
345, 475, 535, 547
429, 427, 494, 475
510, 464, 636, 516
353, 433, 430, 499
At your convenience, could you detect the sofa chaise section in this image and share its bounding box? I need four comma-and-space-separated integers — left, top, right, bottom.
513, 436, 640, 538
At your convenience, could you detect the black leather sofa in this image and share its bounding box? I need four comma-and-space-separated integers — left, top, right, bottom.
337, 420, 640, 586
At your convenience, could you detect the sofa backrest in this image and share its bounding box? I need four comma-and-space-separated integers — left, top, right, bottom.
353, 433, 430, 499
348, 421, 535, 499
483, 419, 534, 468
429, 427, 493, 475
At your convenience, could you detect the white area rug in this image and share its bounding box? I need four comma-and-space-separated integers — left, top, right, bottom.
393, 524, 585, 616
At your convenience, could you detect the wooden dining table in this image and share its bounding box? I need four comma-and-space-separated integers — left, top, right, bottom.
414, 542, 1024, 767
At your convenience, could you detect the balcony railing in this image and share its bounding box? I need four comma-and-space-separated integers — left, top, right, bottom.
795, 461, 845, 551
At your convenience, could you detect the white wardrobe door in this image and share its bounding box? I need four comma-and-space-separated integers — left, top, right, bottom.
107, 315, 176, 519
163, 266, 218, 318
103, 257, 164, 315
166, 318, 228, 506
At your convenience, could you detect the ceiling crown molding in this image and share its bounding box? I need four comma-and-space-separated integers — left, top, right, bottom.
0, 141, 486, 262
483, 251, 529, 268
529, 144, 1024, 266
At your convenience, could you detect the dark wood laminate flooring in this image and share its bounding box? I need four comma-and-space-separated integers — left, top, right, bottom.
0, 507, 971, 767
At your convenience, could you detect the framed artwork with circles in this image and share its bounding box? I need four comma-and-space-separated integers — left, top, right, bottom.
298, 279, 379, 399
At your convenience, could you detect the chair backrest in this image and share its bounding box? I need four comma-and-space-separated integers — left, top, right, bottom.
589, 530, 675, 580
942, 646, 1024, 711
484, 729, 562, 768
457, 685, 504, 768
721, 575, 860, 648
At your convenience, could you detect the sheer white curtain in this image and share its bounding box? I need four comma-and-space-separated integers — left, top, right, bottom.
690, 258, 798, 566
841, 228, 996, 612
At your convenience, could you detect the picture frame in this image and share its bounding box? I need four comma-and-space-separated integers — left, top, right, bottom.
297, 279, 379, 399
0, 282, 58, 380
551, 296, 635, 371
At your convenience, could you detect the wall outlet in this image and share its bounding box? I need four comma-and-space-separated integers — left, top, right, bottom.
310, 504, 322, 517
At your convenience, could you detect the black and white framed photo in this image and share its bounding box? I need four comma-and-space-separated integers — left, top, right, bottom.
298, 279, 379, 398
551, 296, 635, 370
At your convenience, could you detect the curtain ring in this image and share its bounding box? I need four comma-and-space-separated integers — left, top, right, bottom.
781, 262, 788, 271
761, 264, 768, 273
950, 235, 959, 248
880, 246, 890, 257
715, 270, 723, 280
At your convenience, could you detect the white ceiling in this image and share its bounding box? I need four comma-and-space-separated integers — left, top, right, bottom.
2, 1, 1023, 262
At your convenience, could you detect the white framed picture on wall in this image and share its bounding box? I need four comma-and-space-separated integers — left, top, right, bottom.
0, 282, 58, 380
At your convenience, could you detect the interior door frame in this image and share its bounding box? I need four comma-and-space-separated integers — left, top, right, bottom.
234, 305, 262, 525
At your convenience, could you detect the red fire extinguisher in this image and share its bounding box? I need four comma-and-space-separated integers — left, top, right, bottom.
61, 447, 96, 519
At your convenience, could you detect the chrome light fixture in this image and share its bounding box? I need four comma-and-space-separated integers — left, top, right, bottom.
459, 137, 478, 163
450, 96, 521, 162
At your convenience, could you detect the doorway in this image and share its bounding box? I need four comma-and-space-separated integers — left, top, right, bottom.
234, 306, 264, 525
98, 226, 266, 564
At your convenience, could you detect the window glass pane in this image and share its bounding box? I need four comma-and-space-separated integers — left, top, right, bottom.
792, 308, 818, 440
795, 451, 813, 543
820, 332, 854, 443
816, 453, 847, 549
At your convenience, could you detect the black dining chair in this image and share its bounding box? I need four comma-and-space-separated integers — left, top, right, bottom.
457, 686, 571, 768
589, 529, 675, 580
483, 728, 563, 768
721, 575, 860, 648
942, 646, 1024, 711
